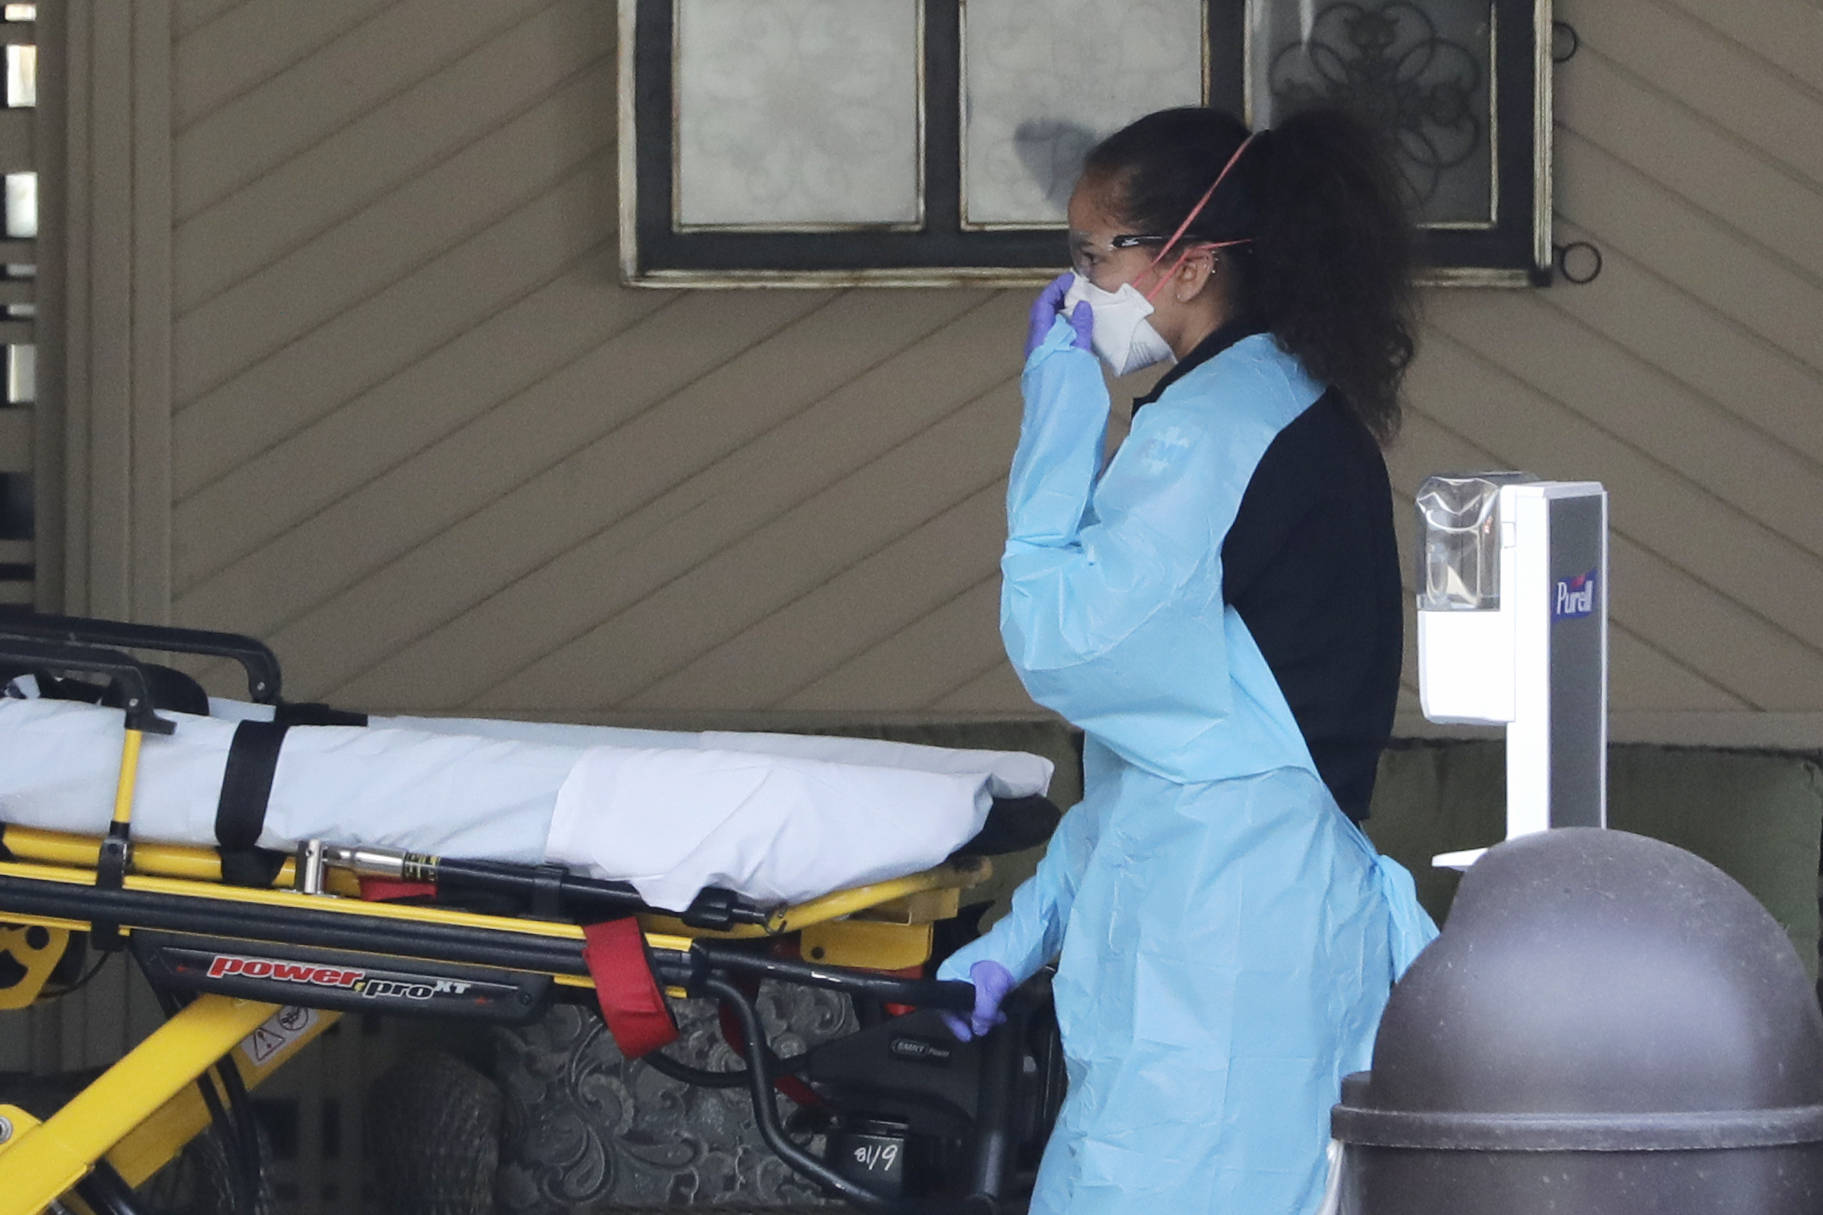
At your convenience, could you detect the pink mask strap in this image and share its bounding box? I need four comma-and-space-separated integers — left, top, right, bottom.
1142, 237, 1254, 304
1139, 132, 1258, 304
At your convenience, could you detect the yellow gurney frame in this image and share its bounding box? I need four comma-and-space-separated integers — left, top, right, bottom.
0, 619, 1063, 1215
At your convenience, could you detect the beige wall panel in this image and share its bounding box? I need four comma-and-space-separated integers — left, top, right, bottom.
482, 386, 1020, 712
1557, 131, 1823, 376
1415, 334, 1823, 657
1386, 411, 1747, 714
82, 3, 141, 621
171, 66, 615, 402
0, 109, 33, 173
780, 577, 1005, 712
174, 0, 612, 310
1397, 375, 1823, 709
174, 0, 246, 38
1427, 291, 1823, 559
171, 0, 557, 219
175, 250, 652, 585
1651, 0, 1823, 94
930, 663, 1034, 716
174, 0, 395, 128
175, 288, 837, 642
328, 293, 1020, 708
632, 487, 1007, 710
1569, 0, 1823, 185
171, 164, 620, 496
1542, 222, 1823, 465
1602, 632, 1754, 713
0, 408, 27, 471
1560, 54, 1823, 282
1604, 536, 1823, 711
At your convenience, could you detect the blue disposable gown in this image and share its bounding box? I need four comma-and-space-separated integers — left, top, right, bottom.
940, 318, 1437, 1215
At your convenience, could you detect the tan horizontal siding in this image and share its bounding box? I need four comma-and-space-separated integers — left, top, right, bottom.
173, 0, 612, 311
171, 67, 616, 403
328, 293, 1021, 710
174, 0, 395, 129
172, 0, 560, 218
170, 164, 625, 497
1653, 0, 1823, 95
120, 0, 1823, 738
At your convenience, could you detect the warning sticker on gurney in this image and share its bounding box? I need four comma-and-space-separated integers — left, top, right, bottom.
240, 1005, 318, 1067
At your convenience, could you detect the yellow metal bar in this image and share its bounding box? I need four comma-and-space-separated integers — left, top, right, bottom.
110, 730, 143, 829
0, 925, 69, 1009
3, 826, 308, 887
0, 855, 984, 949
0, 995, 278, 1215
763, 858, 990, 934
800, 919, 934, 970
105, 1006, 341, 1188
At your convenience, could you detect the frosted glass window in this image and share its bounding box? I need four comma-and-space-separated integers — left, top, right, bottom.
1252, 0, 1494, 226
675, 0, 921, 228
962, 0, 1204, 227
4, 172, 33, 238
2, 6, 33, 22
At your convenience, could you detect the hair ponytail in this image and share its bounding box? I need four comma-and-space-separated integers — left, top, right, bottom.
1083, 106, 1417, 443
1247, 108, 1415, 442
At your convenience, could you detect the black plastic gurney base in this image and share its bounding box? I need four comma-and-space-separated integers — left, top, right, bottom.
0, 865, 1060, 1214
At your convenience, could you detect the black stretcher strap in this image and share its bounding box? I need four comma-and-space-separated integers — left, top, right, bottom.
214, 720, 290, 887
273, 701, 368, 727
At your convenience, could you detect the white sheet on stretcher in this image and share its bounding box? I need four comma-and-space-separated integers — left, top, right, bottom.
0, 696, 1052, 911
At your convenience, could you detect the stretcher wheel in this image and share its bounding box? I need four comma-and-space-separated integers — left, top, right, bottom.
139, 1122, 276, 1215
364, 1046, 504, 1215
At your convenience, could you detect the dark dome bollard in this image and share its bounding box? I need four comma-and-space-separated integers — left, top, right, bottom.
1332, 828, 1823, 1214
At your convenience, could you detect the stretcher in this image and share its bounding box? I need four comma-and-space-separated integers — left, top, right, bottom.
0, 613, 1067, 1215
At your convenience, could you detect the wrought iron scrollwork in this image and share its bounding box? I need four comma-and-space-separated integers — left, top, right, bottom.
1269, 1, 1485, 210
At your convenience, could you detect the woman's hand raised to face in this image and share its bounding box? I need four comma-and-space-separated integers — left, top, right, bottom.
1026, 272, 1094, 359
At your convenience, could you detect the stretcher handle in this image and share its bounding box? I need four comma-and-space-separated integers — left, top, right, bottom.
679, 940, 977, 1012
704, 972, 999, 1215
0, 637, 175, 735
0, 610, 282, 703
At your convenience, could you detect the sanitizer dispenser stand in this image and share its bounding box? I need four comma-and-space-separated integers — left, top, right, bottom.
1415, 474, 1609, 870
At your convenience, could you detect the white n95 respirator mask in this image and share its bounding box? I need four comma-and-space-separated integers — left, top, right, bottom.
1063, 272, 1177, 377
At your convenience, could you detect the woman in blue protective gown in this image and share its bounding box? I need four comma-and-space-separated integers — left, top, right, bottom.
936, 107, 1439, 1215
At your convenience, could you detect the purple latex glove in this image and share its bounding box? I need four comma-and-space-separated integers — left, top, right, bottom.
940, 960, 1016, 1042
1025, 273, 1094, 358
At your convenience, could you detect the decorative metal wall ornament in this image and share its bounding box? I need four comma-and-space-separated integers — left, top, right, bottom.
1551, 19, 1580, 63
1554, 240, 1602, 285
1267, 2, 1485, 216
619, 0, 1555, 288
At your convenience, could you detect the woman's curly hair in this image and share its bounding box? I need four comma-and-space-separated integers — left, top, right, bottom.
1083, 106, 1417, 443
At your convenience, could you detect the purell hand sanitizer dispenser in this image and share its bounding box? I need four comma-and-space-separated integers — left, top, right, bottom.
1415, 474, 1609, 869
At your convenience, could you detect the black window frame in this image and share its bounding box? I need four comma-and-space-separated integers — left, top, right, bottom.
619, 0, 1552, 288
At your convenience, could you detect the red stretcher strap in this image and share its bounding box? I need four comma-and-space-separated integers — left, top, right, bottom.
582, 918, 679, 1059
357, 876, 438, 902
